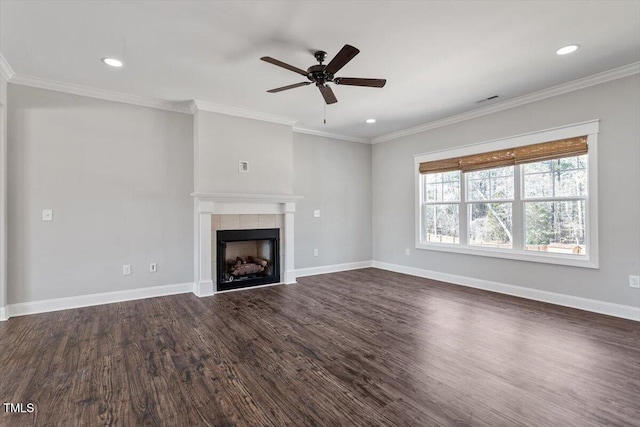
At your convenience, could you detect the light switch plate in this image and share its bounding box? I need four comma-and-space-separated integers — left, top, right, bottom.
123, 264, 132, 275
42, 209, 53, 221
239, 161, 249, 172
313, 210, 320, 218
630, 275, 640, 289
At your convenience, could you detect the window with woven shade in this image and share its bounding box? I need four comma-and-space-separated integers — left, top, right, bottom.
414, 121, 599, 268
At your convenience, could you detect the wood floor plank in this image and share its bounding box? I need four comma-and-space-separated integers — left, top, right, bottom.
1, 268, 639, 426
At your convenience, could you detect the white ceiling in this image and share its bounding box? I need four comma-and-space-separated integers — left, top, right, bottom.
1, 1, 639, 140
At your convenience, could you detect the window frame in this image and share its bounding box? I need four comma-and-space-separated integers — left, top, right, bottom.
414, 120, 599, 269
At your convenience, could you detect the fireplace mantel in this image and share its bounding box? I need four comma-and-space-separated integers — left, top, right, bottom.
193, 193, 302, 215
192, 193, 302, 297
192, 192, 303, 204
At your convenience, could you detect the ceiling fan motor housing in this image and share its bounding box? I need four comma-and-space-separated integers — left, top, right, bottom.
307, 64, 333, 85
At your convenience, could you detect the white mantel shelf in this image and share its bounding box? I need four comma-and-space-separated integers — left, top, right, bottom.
191, 192, 303, 203
192, 192, 302, 298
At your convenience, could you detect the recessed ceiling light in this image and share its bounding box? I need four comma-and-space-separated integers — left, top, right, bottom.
366, 119, 376, 124
556, 45, 580, 55
101, 57, 124, 67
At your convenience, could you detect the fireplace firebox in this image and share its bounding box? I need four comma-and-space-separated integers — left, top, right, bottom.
216, 228, 280, 291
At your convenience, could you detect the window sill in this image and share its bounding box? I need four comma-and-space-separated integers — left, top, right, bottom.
415, 242, 598, 269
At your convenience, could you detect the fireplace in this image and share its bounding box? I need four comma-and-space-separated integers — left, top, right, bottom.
216, 228, 280, 291
192, 193, 301, 297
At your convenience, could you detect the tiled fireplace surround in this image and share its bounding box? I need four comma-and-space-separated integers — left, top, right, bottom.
192, 193, 302, 296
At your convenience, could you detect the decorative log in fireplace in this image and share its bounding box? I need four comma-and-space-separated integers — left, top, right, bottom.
216, 228, 280, 291
226, 256, 268, 277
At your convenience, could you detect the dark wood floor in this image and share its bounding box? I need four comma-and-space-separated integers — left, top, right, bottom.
1, 268, 639, 426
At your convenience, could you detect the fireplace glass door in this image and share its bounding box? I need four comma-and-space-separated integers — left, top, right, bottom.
216, 228, 280, 291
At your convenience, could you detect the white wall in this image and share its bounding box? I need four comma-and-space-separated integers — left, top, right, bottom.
372, 75, 640, 307
194, 110, 293, 194
7, 85, 194, 304
293, 133, 372, 268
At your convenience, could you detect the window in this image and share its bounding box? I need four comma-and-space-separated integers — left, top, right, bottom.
467, 166, 514, 249
422, 171, 460, 244
414, 121, 599, 268
523, 156, 587, 255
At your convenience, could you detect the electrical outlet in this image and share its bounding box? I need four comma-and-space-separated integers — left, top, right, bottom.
313, 210, 320, 218
42, 209, 53, 221
123, 264, 131, 275
313, 248, 319, 256
630, 275, 640, 289
405, 248, 410, 256
150, 262, 157, 273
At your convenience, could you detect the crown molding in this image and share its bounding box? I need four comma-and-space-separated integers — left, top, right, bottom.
0, 53, 15, 81
191, 100, 297, 126
292, 126, 371, 144
188, 100, 198, 114
8, 73, 193, 114
372, 61, 640, 144
4, 52, 637, 139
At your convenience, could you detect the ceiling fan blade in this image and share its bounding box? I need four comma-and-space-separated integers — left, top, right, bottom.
319, 85, 338, 104
324, 44, 360, 75
260, 56, 309, 77
334, 77, 387, 88
267, 82, 312, 93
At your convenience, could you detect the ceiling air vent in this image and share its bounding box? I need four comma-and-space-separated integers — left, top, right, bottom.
476, 95, 499, 104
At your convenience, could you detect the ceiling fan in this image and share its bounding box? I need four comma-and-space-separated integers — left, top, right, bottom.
261, 44, 386, 105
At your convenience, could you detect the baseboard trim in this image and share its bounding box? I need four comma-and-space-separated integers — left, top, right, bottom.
6, 262, 635, 322
372, 261, 640, 322
294, 260, 373, 280
5, 282, 194, 319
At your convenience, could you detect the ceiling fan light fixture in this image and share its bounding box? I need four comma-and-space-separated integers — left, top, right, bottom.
366, 119, 376, 124
101, 57, 124, 67
556, 44, 580, 55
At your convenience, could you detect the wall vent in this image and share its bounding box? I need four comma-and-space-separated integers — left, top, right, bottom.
476, 95, 500, 104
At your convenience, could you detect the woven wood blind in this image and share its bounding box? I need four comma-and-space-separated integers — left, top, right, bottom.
419, 136, 588, 174
417, 156, 464, 173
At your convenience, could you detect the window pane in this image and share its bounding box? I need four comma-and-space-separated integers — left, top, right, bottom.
468, 203, 513, 248
525, 201, 586, 255
422, 204, 459, 244
555, 167, 587, 197
490, 167, 512, 178
467, 166, 514, 201
423, 171, 460, 202
523, 155, 587, 198
524, 172, 553, 198
523, 160, 552, 174
492, 177, 512, 199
